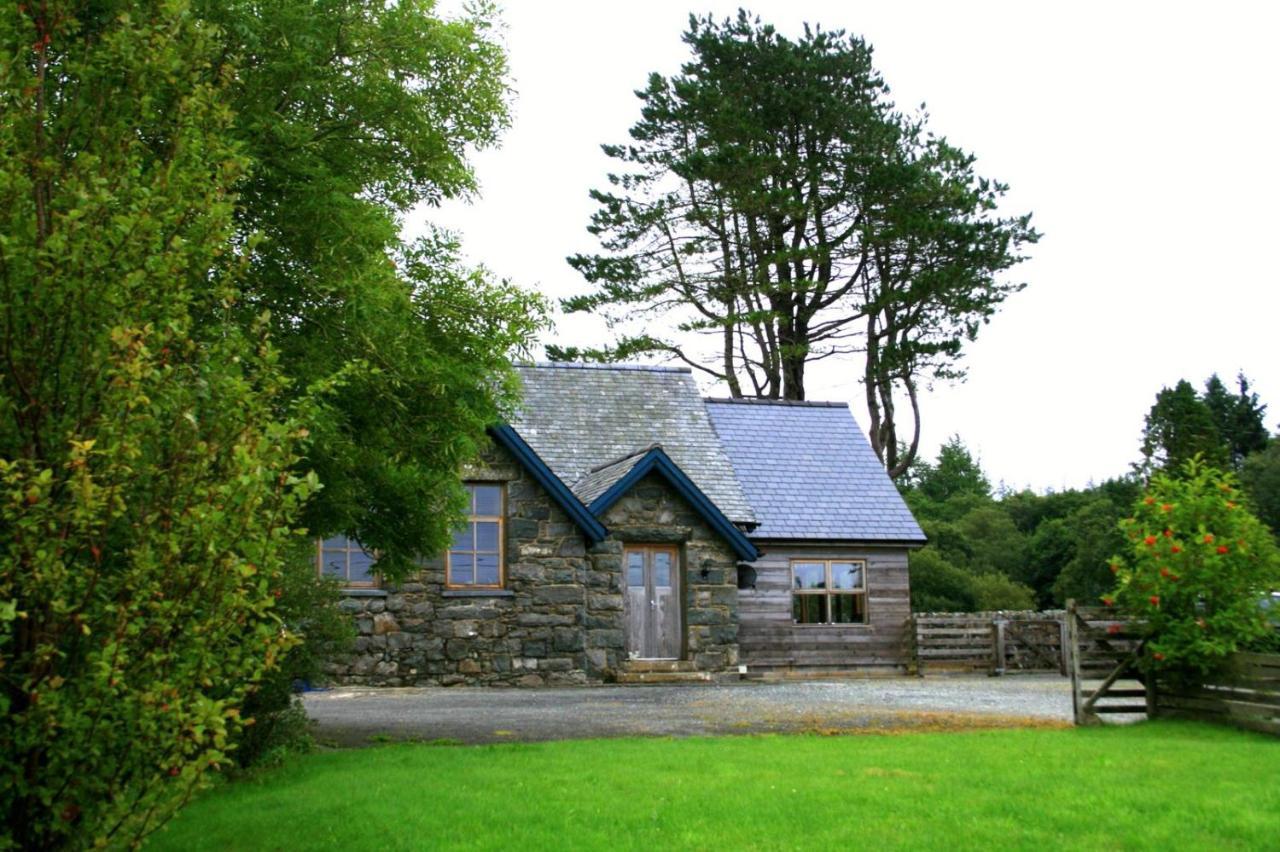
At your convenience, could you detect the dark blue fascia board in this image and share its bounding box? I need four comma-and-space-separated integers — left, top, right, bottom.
587, 448, 760, 562
487, 425, 607, 544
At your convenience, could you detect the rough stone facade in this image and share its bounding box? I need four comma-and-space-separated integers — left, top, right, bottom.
326, 442, 741, 686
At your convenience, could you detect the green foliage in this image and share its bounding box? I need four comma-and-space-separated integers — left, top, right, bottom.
232, 544, 353, 770
1108, 460, 1280, 683
559, 11, 1036, 477
1138, 379, 1228, 475
198, 0, 546, 575
967, 572, 1037, 612
0, 2, 312, 845
1240, 440, 1280, 536
908, 549, 977, 612
907, 436, 991, 505
1048, 498, 1128, 606
1202, 373, 1269, 469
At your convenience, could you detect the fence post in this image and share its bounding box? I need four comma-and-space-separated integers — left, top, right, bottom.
906, 614, 920, 676
1066, 600, 1085, 725
992, 619, 1007, 676
1057, 613, 1069, 677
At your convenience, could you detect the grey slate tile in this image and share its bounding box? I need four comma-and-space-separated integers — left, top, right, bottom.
704, 398, 926, 542
510, 364, 757, 525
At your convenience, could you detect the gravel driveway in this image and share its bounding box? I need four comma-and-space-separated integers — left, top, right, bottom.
304, 676, 1074, 746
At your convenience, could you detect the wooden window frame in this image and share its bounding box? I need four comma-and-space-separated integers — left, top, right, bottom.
790, 558, 869, 626
446, 482, 506, 590
316, 536, 378, 588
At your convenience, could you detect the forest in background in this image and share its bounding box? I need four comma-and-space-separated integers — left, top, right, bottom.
903, 373, 1280, 612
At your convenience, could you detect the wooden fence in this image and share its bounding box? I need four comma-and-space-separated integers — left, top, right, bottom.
1066, 601, 1280, 736
1151, 652, 1280, 735
910, 611, 1068, 675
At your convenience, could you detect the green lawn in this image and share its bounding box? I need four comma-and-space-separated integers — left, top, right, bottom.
152, 722, 1280, 851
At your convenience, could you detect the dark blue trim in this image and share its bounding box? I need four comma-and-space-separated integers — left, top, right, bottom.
587, 448, 760, 561
487, 425, 607, 544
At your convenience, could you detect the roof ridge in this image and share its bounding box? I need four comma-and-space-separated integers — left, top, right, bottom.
584, 443, 662, 474
520, 361, 692, 374
704, 396, 848, 409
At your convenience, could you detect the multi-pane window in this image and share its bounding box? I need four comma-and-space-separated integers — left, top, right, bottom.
792, 559, 867, 624
447, 483, 504, 588
318, 536, 377, 587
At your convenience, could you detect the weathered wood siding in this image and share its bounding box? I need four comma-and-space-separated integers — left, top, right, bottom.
738, 542, 912, 672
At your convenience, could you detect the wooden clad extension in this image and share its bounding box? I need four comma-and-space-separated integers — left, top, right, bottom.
738, 543, 912, 672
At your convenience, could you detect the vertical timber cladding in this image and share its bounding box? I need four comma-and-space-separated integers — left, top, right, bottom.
738, 542, 912, 672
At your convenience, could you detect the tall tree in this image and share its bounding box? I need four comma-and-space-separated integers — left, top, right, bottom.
555, 11, 1036, 477
1, 2, 309, 844
1138, 380, 1227, 476
199, 0, 546, 573
1202, 372, 1269, 469
908, 435, 992, 505
1241, 440, 1280, 536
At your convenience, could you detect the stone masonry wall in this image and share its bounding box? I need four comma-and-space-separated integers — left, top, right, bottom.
325, 443, 740, 686
326, 441, 598, 686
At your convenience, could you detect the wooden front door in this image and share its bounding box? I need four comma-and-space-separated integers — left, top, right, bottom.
624, 545, 680, 659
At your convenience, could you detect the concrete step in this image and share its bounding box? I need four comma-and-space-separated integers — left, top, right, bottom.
614, 670, 714, 685
620, 659, 696, 673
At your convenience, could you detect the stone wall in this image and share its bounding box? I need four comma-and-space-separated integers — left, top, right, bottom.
325, 443, 740, 686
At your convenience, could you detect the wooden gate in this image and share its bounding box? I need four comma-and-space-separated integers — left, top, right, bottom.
1066, 601, 1150, 724
910, 611, 1068, 675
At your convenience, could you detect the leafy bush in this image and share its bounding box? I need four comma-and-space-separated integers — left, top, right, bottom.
232, 550, 353, 770
909, 549, 1035, 612
968, 572, 1036, 612
1109, 460, 1280, 683
0, 3, 312, 846
909, 549, 978, 612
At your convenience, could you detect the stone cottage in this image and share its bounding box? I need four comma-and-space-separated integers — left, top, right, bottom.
324, 363, 926, 686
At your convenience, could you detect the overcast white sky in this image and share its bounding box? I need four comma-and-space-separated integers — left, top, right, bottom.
414, 1, 1280, 493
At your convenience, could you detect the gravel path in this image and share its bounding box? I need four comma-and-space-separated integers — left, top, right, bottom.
303, 676, 1074, 746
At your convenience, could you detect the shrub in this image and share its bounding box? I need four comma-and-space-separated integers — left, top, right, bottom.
1109, 459, 1280, 683
909, 549, 978, 612
232, 549, 353, 770
968, 572, 1036, 612
0, 3, 313, 845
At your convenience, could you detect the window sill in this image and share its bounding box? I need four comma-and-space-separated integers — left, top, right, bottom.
442, 589, 514, 598
340, 588, 387, 598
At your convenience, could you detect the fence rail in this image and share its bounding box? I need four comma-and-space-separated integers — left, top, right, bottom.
909, 610, 1067, 675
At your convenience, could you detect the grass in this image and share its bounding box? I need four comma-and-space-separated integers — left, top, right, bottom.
152, 722, 1280, 851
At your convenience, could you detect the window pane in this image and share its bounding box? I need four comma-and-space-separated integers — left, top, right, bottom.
475, 554, 500, 586
473, 484, 502, 516
830, 594, 866, 624
652, 552, 672, 587
449, 552, 474, 585
320, 553, 347, 580
793, 562, 826, 590
320, 536, 349, 552
793, 594, 828, 624
475, 521, 500, 553
450, 524, 472, 551
627, 552, 645, 587
831, 562, 863, 590
348, 547, 376, 583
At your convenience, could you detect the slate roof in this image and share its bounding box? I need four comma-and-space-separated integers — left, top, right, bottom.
704, 398, 927, 543
570, 444, 659, 506
511, 365, 757, 526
